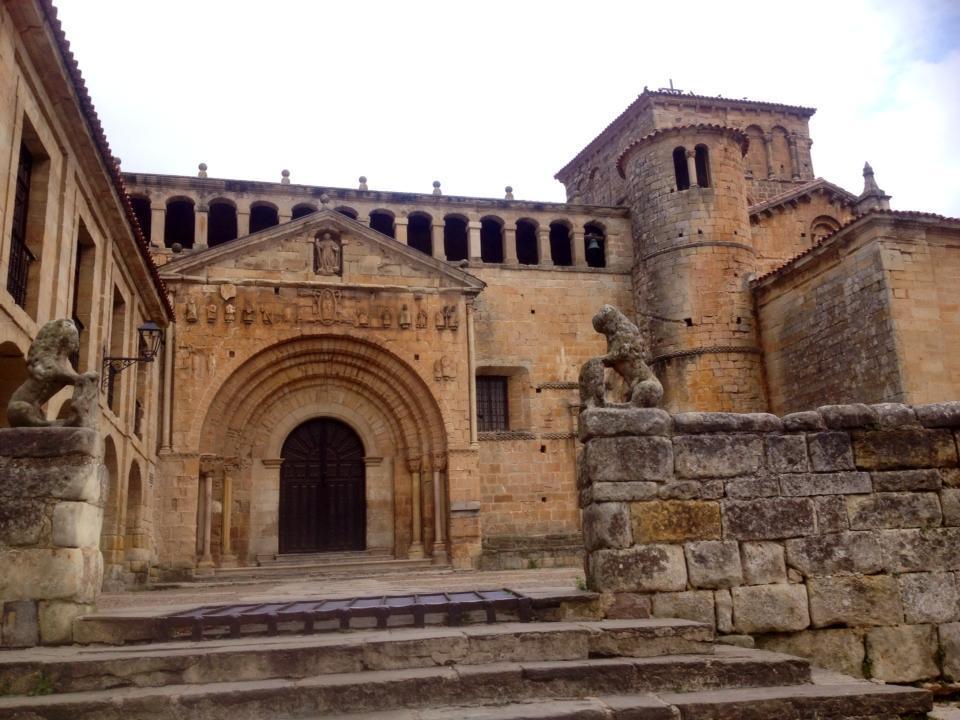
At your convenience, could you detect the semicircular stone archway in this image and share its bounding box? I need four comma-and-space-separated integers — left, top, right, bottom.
193, 334, 449, 565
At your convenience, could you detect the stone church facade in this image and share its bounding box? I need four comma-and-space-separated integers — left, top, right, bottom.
2, 0, 958, 583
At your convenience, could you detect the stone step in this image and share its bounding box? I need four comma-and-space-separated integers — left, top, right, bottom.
312, 680, 933, 719
0, 648, 820, 719
256, 549, 394, 565
0, 619, 715, 695
187, 557, 445, 584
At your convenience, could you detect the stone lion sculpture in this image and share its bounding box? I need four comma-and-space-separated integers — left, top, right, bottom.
579, 304, 663, 408
7, 318, 99, 428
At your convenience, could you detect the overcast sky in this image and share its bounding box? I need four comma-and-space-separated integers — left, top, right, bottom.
55, 0, 960, 216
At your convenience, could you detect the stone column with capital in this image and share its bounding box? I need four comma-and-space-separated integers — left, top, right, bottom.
788, 133, 802, 181
395, 217, 409, 245
194, 204, 209, 250
220, 473, 237, 567
236, 208, 251, 238
763, 133, 775, 179
432, 452, 449, 564
407, 456, 425, 559
467, 220, 482, 262
431, 222, 445, 260
538, 226, 552, 266
572, 229, 586, 267
685, 149, 699, 189
150, 203, 166, 248
504, 227, 518, 264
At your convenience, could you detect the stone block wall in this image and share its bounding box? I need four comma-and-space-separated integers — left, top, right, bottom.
580, 401, 960, 682
0, 428, 105, 646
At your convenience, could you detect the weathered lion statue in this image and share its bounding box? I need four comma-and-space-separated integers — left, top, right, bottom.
579, 304, 663, 408
7, 318, 100, 428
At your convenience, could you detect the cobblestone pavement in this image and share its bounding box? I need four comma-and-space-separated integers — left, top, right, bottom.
95, 567, 585, 614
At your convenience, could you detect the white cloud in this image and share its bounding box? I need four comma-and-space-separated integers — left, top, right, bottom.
54, 0, 959, 215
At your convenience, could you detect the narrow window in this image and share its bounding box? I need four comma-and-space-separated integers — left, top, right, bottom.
549, 222, 572, 266
107, 287, 126, 414
444, 216, 468, 261
207, 201, 238, 246
480, 217, 504, 263
165, 199, 195, 248
6, 143, 34, 308
249, 203, 279, 233
695, 144, 711, 188
516, 219, 538, 265
335, 206, 358, 220
584, 222, 606, 268
369, 210, 395, 238
130, 196, 151, 240
71, 222, 97, 371
476, 376, 509, 432
407, 213, 432, 255
673, 146, 690, 190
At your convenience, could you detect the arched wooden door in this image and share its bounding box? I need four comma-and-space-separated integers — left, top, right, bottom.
279, 418, 366, 553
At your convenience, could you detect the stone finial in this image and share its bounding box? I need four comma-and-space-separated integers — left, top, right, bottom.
358, 176, 368, 191
198, 163, 208, 178
504, 186, 514, 200
856, 161, 891, 213
319, 193, 331, 208
281, 169, 291, 185
6, 319, 100, 429
432, 181, 442, 196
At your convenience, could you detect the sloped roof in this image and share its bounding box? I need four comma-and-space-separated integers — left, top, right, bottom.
748, 178, 858, 218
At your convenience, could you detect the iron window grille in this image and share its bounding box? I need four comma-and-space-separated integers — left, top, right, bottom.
477, 376, 509, 432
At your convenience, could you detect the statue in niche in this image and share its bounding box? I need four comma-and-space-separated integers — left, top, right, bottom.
206, 303, 218, 323
242, 304, 256, 324
416, 306, 428, 329
224, 303, 236, 323
7, 318, 99, 428
283, 305, 296, 323
355, 304, 369, 327
399, 304, 412, 329
260, 306, 273, 325
381, 306, 392, 328
444, 305, 459, 330
185, 298, 198, 323
314, 231, 342, 275
435, 309, 446, 330
317, 288, 339, 325
579, 304, 663, 409
433, 355, 455, 381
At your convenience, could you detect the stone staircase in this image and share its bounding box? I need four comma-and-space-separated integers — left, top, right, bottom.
0, 616, 932, 718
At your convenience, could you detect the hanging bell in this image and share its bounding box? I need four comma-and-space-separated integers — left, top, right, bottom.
586, 233, 601, 252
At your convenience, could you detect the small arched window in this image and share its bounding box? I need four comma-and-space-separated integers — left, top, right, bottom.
480, 217, 504, 263
129, 196, 151, 240
444, 215, 468, 261
369, 210, 395, 238
335, 206, 358, 220
407, 212, 432, 255
249, 203, 279, 234
584, 222, 606, 268
694, 145, 711, 188
516, 219, 538, 265
165, 198, 195, 248
673, 147, 690, 191
208, 200, 237, 246
291, 203, 316, 219
549, 221, 572, 266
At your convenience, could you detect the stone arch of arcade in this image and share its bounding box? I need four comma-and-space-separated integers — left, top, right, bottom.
195, 334, 448, 565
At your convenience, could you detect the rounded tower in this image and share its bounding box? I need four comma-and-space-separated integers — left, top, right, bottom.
617, 125, 766, 412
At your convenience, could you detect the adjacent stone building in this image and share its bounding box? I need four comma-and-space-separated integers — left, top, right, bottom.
1, 2, 957, 583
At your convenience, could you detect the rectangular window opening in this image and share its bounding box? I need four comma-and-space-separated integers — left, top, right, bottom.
476, 376, 509, 432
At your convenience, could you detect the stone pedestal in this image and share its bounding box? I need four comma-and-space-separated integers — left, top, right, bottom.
0, 428, 105, 646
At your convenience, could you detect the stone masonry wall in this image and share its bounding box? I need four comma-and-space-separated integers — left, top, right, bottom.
580, 401, 960, 683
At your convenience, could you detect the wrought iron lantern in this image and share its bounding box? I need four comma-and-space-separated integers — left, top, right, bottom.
101, 321, 164, 390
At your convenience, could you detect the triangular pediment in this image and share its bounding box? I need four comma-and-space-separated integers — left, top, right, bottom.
158, 209, 485, 292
